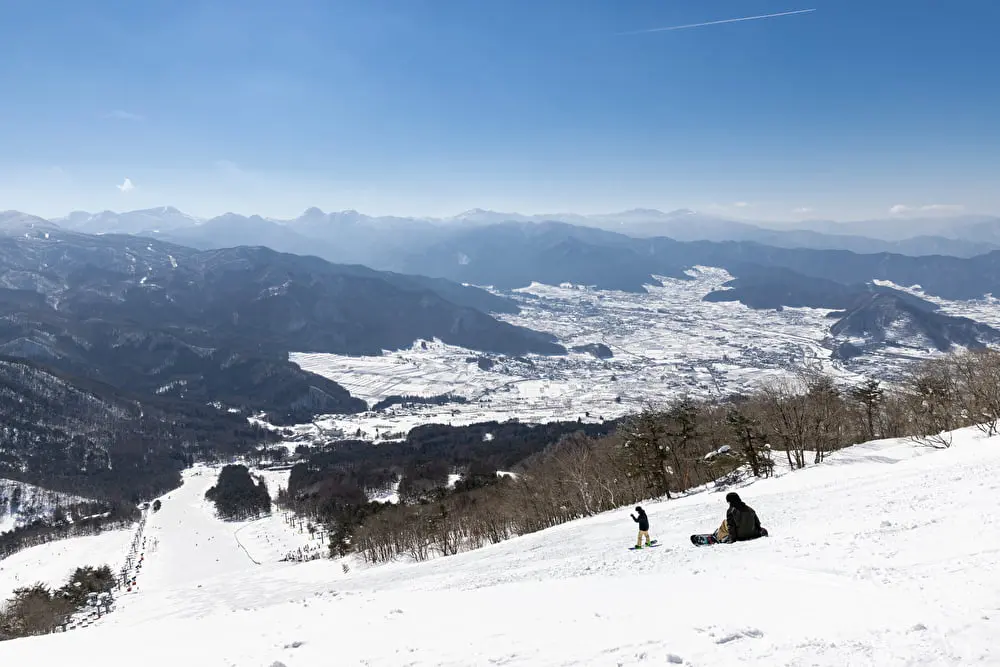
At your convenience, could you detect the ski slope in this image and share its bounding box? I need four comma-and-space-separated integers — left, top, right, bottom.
2, 429, 999, 665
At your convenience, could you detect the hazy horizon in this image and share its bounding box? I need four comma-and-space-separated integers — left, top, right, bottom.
7, 203, 998, 230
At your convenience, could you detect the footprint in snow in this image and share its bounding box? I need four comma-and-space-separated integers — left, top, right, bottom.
715, 628, 763, 644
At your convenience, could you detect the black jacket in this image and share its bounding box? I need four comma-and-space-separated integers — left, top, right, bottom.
632, 510, 649, 531
726, 503, 762, 542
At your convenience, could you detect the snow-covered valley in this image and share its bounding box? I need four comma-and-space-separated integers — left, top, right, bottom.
1, 428, 998, 665
289, 268, 981, 441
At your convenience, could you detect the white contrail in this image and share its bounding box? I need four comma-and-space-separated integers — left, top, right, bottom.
619, 8, 816, 35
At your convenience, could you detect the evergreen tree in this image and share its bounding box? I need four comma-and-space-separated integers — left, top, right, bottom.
850, 378, 884, 441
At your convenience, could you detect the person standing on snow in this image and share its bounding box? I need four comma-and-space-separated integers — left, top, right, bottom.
631, 506, 652, 548
724, 492, 768, 542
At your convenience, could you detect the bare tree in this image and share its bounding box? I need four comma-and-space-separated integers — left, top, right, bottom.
803, 374, 847, 463
951, 349, 1000, 436
904, 358, 958, 448
758, 378, 810, 469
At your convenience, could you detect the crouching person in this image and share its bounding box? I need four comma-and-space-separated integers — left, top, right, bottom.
723, 492, 768, 543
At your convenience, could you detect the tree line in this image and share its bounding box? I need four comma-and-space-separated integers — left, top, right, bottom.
272, 419, 623, 553
0, 503, 139, 561
0, 565, 116, 641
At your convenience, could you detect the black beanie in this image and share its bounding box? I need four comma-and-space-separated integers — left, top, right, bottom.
635, 506, 643, 513
726, 492, 741, 505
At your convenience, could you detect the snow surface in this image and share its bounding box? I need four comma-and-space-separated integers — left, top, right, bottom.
0, 529, 133, 601
2, 429, 999, 665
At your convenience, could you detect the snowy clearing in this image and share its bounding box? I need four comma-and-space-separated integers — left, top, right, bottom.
2, 429, 999, 665
0, 529, 133, 601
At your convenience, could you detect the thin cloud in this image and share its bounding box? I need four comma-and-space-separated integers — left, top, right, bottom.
117, 177, 135, 193
890, 203, 964, 216
618, 8, 816, 35
793, 207, 814, 214
708, 202, 756, 212
214, 159, 246, 176
106, 110, 144, 121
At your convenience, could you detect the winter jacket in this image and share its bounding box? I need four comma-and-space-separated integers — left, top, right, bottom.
726, 503, 762, 542
632, 510, 649, 532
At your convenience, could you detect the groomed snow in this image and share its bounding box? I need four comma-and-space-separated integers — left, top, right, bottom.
2, 429, 999, 665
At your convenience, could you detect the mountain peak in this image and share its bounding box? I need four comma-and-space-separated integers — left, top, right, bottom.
453, 208, 497, 219
301, 207, 327, 219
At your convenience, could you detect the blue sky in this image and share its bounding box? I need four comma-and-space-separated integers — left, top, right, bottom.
1, 0, 997, 221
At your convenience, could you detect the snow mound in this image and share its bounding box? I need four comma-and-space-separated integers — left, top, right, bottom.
1, 430, 999, 665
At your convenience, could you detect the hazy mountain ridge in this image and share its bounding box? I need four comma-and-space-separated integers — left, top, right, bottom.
8, 205, 1000, 363
38, 206, 1000, 259
395, 221, 1000, 301
33, 206, 1000, 302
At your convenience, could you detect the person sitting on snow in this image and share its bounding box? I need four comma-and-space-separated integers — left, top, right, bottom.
631, 506, 653, 548
723, 492, 768, 542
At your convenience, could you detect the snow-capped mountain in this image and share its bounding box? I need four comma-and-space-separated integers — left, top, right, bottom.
56, 207, 201, 236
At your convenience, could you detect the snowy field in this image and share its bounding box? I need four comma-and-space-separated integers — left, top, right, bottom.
0, 529, 133, 601
2, 428, 999, 665
289, 268, 956, 441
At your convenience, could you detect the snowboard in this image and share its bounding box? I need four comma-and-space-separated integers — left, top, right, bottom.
628, 540, 660, 551
691, 529, 771, 545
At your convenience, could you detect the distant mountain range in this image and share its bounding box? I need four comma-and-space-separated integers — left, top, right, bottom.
41, 206, 1000, 260
4, 205, 1000, 383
